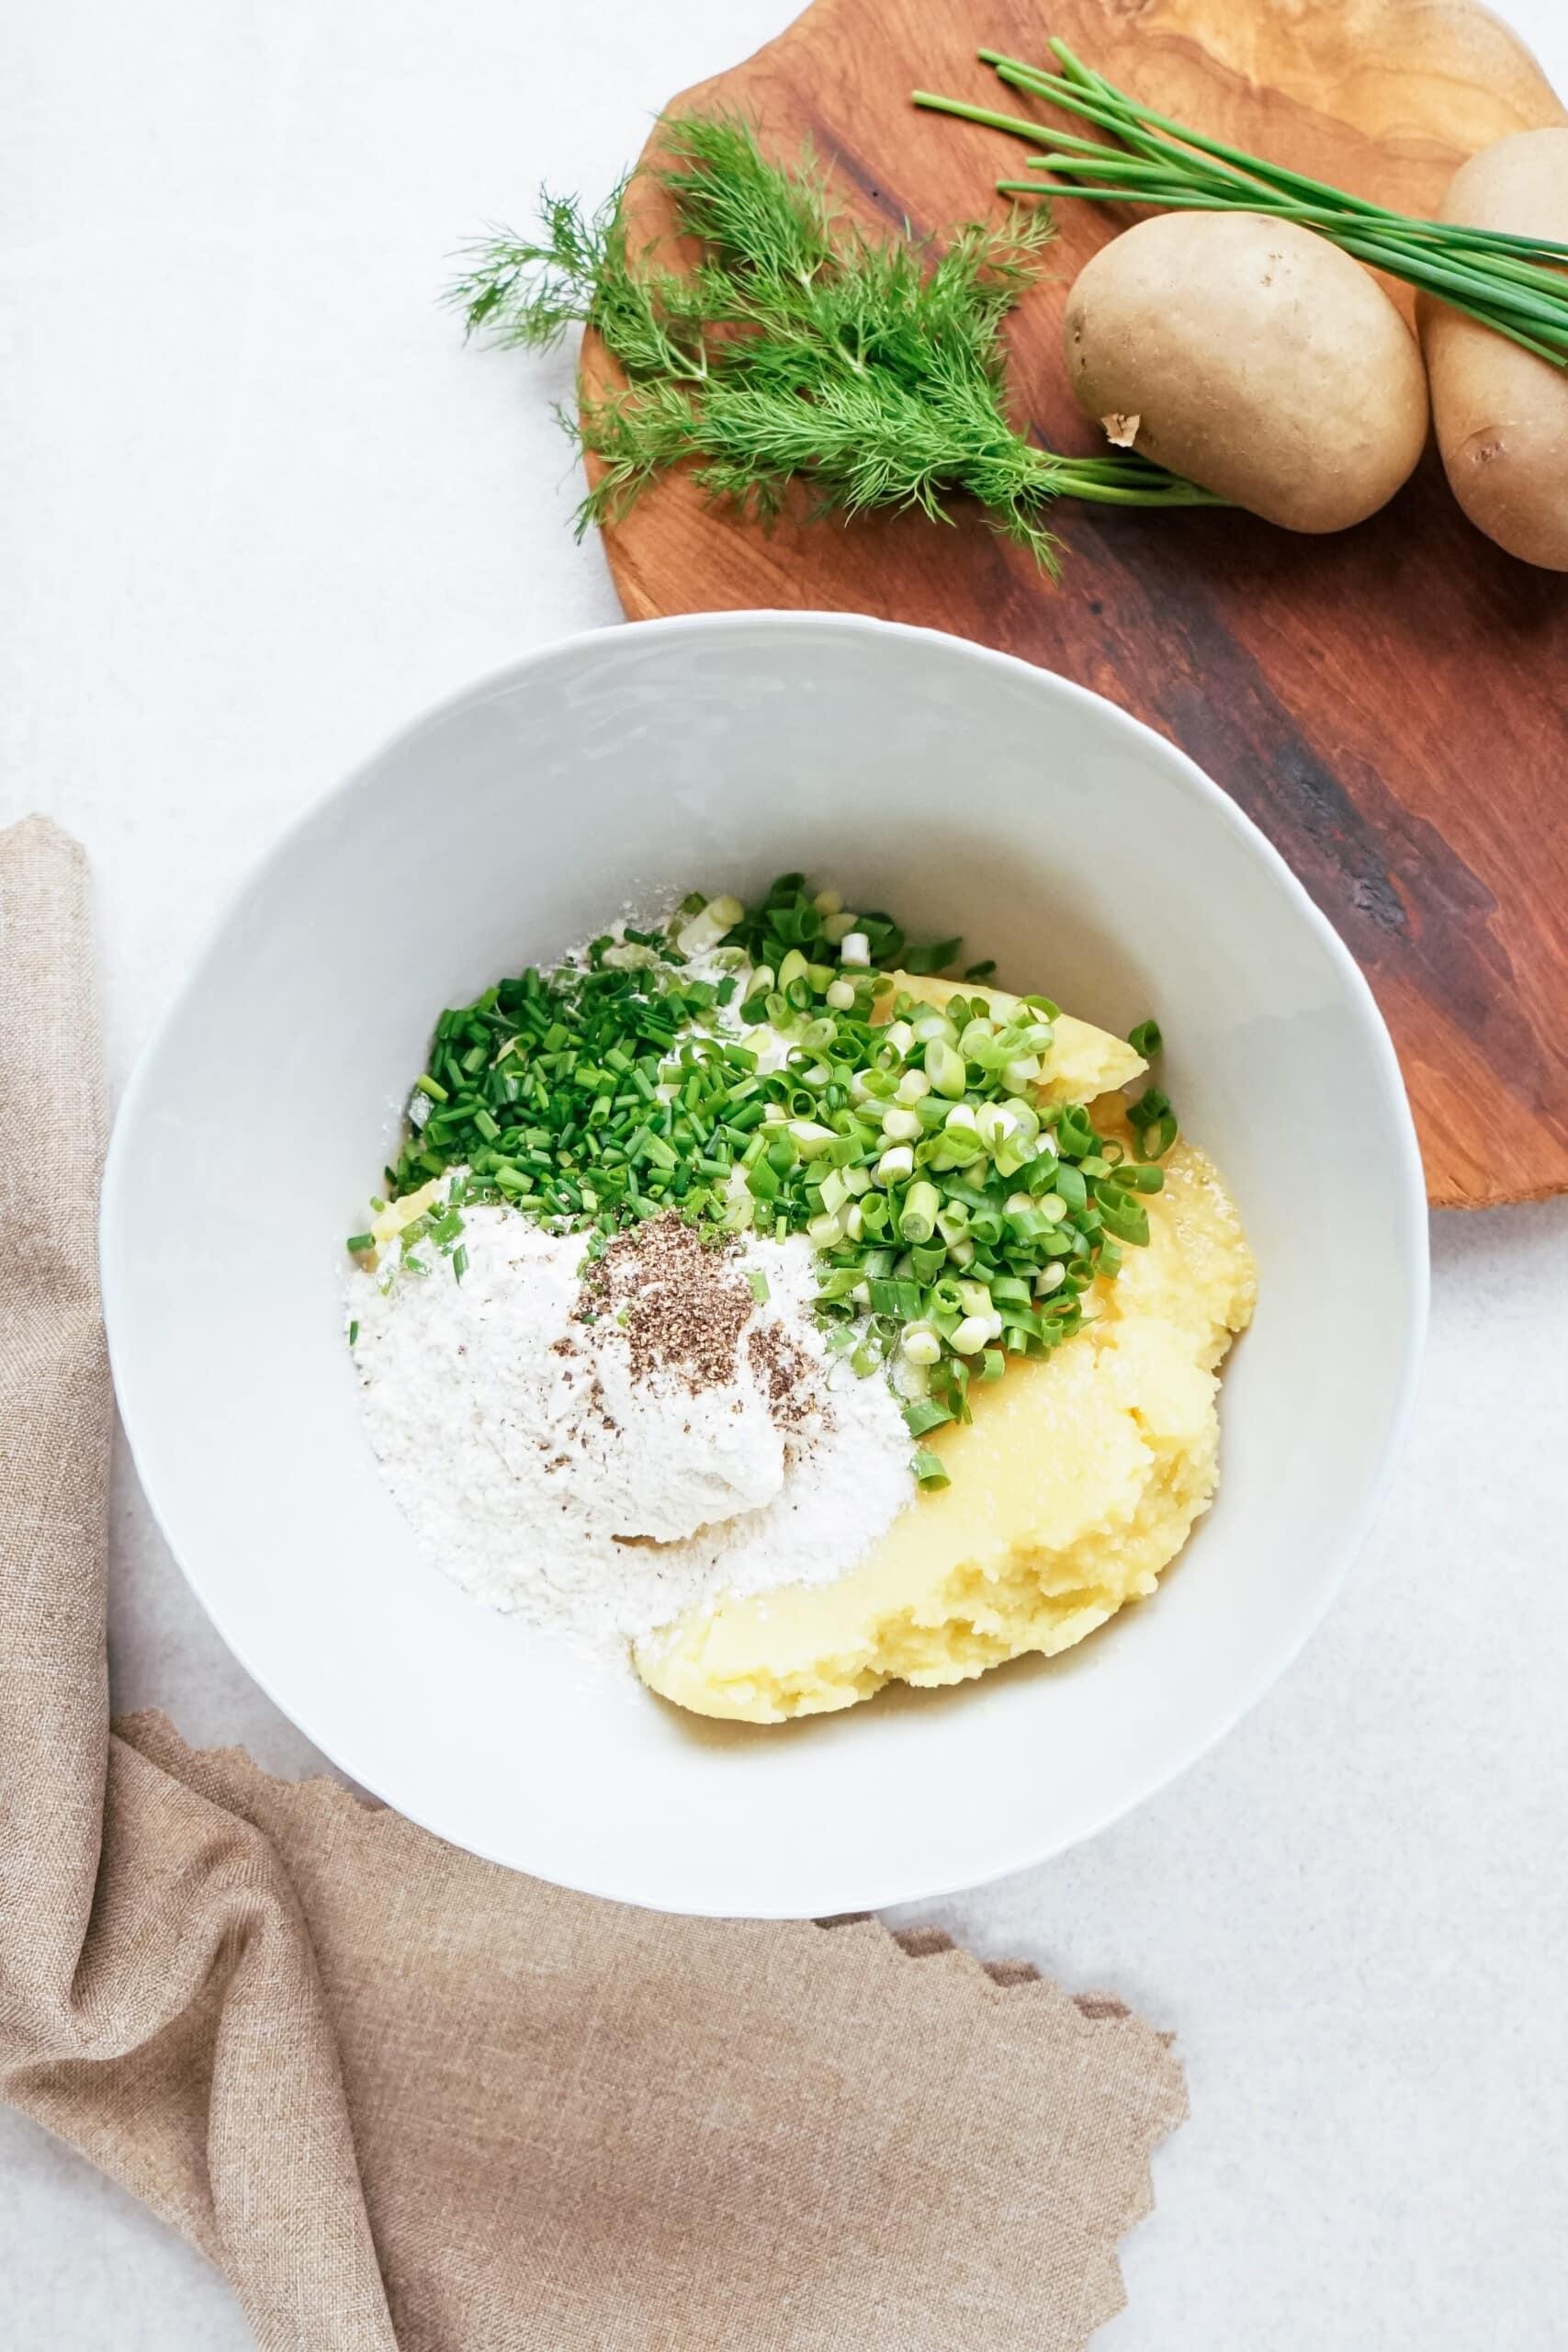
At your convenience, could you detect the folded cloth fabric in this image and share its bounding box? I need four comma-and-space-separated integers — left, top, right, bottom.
0, 815, 1186, 2352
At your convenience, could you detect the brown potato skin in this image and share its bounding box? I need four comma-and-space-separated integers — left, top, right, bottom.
1418, 129, 1568, 571
1063, 211, 1429, 532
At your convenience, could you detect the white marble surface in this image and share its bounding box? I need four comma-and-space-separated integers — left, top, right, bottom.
4, 2, 1566, 2343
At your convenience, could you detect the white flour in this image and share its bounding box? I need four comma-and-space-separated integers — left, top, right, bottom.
349, 1210, 913, 1661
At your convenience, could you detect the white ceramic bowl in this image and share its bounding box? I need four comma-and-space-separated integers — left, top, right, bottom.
102, 613, 1427, 1918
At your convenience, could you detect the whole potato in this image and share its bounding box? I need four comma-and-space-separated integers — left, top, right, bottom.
1418, 129, 1568, 570
1063, 211, 1429, 531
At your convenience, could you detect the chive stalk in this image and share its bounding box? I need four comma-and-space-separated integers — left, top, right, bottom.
915, 41, 1568, 364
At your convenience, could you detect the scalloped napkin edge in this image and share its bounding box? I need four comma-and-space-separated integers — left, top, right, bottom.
0, 814, 1186, 2352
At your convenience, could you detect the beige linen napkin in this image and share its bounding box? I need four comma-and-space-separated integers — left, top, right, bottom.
0, 814, 1186, 2352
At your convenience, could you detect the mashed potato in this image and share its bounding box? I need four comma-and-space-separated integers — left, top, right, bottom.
633, 978, 1255, 1723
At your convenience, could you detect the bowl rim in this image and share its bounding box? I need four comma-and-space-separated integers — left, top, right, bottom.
100, 608, 1431, 1916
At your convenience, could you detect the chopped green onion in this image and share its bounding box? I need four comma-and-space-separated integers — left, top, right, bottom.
747, 1267, 771, 1304
1128, 1086, 1179, 1160
911, 1447, 951, 1489
1094, 1191, 1150, 1247
899, 1180, 942, 1244
1055, 1103, 1097, 1158
926, 1039, 967, 1098
903, 935, 964, 976
869, 1275, 924, 1319
1127, 1019, 1163, 1057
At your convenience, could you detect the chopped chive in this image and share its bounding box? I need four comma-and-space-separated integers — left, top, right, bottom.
346, 1232, 375, 1255
747, 1268, 770, 1303
912, 1447, 951, 1489
347, 1319, 359, 1346
452, 1243, 468, 1282
413, 1073, 448, 1102
1126, 1019, 1163, 1057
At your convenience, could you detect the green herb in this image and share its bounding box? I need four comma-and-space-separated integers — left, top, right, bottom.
869, 1275, 925, 1319
449, 111, 1224, 575
911, 1446, 952, 1489
345, 1232, 375, 1256
1093, 1188, 1150, 1247
367, 870, 1181, 1408
1127, 1085, 1179, 1161
1127, 1019, 1163, 1057
747, 1267, 771, 1303
347, 1319, 359, 1347
916, 41, 1568, 365
901, 936, 964, 977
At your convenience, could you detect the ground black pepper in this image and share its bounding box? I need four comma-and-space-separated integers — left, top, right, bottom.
581, 1215, 754, 1394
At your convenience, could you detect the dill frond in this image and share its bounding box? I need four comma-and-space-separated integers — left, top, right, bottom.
449, 112, 1224, 570
657, 111, 837, 290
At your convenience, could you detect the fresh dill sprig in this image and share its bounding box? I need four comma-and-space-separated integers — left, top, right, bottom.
447, 112, 1224, 571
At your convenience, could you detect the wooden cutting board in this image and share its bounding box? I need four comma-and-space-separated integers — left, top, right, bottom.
582, 0, 1568, 1208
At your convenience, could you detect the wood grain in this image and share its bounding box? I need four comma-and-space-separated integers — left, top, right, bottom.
582, 0, 1568, 1206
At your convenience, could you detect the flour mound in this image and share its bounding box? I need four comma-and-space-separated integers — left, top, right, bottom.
350, 1211, 912, 1662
